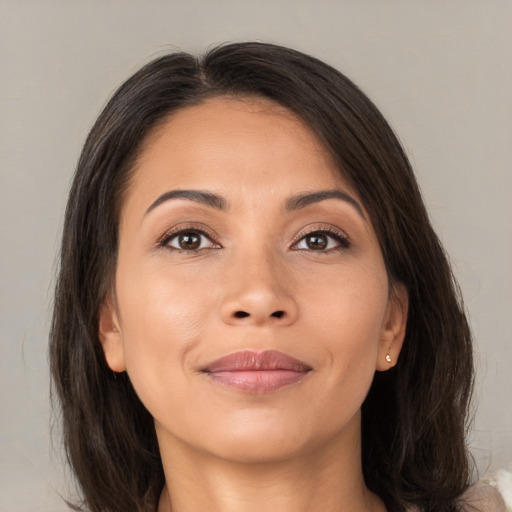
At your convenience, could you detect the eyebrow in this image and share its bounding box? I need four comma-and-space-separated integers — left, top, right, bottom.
145, 189, 227, 215
144, 188, 365, 219
285, 190, 365, 219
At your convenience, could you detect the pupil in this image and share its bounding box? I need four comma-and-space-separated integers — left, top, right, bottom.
306, 234, 327, 250
179, 233, 200, 250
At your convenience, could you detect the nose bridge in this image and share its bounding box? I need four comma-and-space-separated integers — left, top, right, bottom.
221, 240, 298, 326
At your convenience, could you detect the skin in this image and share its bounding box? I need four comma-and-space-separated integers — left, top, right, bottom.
99, 97, 408, 512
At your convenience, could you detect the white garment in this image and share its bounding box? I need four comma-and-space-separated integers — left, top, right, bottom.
459, 482, 507, 512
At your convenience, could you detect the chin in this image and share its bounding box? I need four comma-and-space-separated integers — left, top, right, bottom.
209, 434, 311, 465
194, 411, 353, 465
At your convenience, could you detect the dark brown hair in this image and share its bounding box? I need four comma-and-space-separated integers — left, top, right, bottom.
50, 42, 474, 512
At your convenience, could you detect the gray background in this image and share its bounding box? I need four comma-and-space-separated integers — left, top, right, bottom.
1, 1, 511, 510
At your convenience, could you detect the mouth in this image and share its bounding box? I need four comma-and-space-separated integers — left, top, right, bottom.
201, 350, 313, 393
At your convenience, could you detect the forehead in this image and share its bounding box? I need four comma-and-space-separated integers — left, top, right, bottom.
123, 96, 357, 215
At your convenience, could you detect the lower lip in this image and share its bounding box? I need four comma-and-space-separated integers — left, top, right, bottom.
205, 369, 309, 393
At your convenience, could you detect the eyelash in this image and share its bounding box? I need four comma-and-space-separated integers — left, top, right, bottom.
291, 227, 351, 253
156, 225, 220, 253
156, 225, 351, 253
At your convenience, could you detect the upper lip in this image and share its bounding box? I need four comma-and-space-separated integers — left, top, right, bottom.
202, 350, 312, 373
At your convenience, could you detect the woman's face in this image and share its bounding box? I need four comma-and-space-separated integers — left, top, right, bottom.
100, 97, 407, 463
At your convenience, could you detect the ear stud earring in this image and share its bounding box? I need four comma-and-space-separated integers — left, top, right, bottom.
385, 354, 392, 364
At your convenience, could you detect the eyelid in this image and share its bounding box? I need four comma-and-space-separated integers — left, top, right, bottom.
290, 225, 351, 250
155, 223, 221, 250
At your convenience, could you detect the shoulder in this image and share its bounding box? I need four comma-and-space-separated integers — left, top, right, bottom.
457, 482, 508, 512
405, 482, 508, 512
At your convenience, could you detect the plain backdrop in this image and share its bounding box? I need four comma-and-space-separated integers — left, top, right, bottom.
1, 1, 511, 510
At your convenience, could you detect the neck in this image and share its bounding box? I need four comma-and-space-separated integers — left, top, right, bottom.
156, 416, 386, 512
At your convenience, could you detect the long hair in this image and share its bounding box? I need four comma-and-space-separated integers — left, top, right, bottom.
50, 42, 474, 512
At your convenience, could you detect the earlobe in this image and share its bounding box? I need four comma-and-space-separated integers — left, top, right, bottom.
376, 283, 408, 371
98, 298, 126, 373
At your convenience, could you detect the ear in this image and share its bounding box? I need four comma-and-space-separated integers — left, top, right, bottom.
376, 283, 408, 371
98, 297, 126, 373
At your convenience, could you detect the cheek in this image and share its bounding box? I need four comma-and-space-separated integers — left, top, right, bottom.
114, 261, 216, 402
303, 264, 388, 387
117, 257, 214, 339
305, 262, 389, 343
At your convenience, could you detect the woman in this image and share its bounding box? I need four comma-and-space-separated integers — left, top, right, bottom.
50, 42, 480, 512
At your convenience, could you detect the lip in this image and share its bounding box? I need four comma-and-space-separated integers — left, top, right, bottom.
201, 350, 312, 393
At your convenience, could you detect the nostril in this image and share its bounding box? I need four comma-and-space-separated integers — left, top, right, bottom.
271, 310, 285, 319
234, 311, 250, 318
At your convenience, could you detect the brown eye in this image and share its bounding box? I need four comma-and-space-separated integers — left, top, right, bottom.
164, 229, 218, 252
177, 232, 201, 250
293, 229, 350, 252
305, 234, 328, 250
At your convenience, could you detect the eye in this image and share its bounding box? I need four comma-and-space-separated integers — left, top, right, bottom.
293, 229, 350, 252
160, 228, 220, 252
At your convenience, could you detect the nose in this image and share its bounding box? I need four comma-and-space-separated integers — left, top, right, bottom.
220, 253, 299, 327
